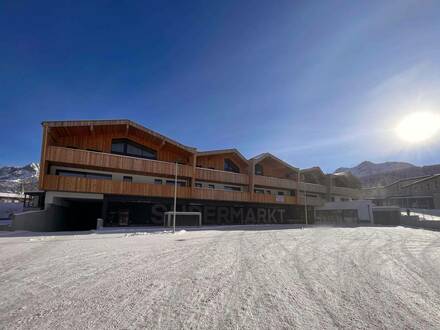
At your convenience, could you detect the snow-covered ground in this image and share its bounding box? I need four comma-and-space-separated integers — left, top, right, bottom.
1, 226, 440, 329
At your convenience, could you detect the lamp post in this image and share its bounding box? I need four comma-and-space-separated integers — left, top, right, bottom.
303, 172, 308, 225
173, 161, 178, 234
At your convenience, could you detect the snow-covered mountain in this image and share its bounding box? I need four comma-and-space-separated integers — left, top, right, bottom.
0, 163, 39, 193
335, 161, 416, 178
335, 161, 440, 187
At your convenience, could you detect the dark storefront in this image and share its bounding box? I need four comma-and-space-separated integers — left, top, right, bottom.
103, 195, 309, 226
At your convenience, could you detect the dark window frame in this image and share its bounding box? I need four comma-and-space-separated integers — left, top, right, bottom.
111, 139, 157, 160
55, 169, 112, 180
123, 176, 133, 183
255, 163, 264, 176
224, 158, 240, 173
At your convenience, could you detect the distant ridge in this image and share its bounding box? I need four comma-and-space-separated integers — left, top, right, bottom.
0, 163, 39, 193
335, 161, 440, 188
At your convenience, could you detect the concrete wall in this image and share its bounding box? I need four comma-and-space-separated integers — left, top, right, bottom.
401, 215, 440, 230
12, 204, 71, 232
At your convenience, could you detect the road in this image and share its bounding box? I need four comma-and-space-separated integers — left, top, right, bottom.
1, 226, 440, 329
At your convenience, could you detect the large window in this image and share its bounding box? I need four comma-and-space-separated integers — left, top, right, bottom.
224, 186, 241, 192
111, 139, 157, 160
224, 158, 240, 173
255, 164, 263, 175
56, 170, 112, 180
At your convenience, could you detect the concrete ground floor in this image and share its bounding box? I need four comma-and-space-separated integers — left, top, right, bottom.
13, 192, 313, 231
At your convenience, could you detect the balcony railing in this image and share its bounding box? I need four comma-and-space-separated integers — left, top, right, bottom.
46, 146, 194, 177
195, 167, 249, 185
42, 175, 297, 205
254, 175, 297, 190
299, 182, 327, 194
298, 196, 325, 206
330, 186, 361, 197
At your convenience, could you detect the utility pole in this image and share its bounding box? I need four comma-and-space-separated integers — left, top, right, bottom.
304, 173, 308, 225
173, 161, 178, 234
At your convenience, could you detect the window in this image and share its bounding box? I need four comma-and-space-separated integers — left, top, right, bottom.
224, 186, 241, 191
277, 191, 284, 196
111, 139, 157, 160
195, 183, 202, 188
123, 176, 133, 183
255, 164, 264, 176
166, 180, 186, 187
208, 184, 215, 189
254, 189, 264, 194
224, 158, 240, 173
154, 179, 163, 185
56, 170, 112, 180
266, 190, 271, 194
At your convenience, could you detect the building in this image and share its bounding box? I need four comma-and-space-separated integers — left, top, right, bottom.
362, 174, 440, 209
0, 192, 24, 220
13, 120, 361, 230
315, 201, 401, 226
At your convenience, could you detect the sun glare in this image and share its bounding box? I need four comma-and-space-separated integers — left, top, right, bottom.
395, 112, 440, 143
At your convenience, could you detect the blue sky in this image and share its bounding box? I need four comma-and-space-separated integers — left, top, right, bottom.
1, 0, 440, 172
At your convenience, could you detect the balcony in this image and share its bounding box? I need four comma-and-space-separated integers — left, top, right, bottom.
195, 167, 249, 185
42, 175, 297, 205
45, 146, 194, 177
331, 186, 361, 198
253, 175, 297, 190
299, 182, 327, 194
298, 196, 325, 206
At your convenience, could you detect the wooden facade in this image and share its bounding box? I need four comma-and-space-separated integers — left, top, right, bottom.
39, 120, 359, 207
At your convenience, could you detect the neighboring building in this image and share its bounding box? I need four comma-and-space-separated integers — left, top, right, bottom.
0, 192, 24, 220
315, 201, 400, 225
14, 120, 361, 230
362, 174, 440, 209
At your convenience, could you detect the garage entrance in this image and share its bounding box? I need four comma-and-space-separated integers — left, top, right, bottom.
65, 199, 102, 230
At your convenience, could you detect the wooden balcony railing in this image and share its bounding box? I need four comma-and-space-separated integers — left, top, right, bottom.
42, 175, 193, 199
42, 175, 297, 205
45, 146, 194, 177
330, 186, 361, 197
253, 175, 297, 190
195, 167, 249, 185
298, 196, 325, 206
300, 182, 327, 194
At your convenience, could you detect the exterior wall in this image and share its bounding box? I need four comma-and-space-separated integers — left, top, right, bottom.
196, 153, 248, 173
315, 200, 374, 223
51, 130, 193, 165
254, 157, 297, 180
104, 195, 304, 226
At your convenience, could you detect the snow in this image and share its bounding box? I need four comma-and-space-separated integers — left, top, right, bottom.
1, 226, 440, 329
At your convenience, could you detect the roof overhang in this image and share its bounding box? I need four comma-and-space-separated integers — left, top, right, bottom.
250, 153, 299, 172
197, 149, 248, 165
42, 119, 196, 153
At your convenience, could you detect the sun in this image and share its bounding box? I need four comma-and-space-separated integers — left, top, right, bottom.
395, 112, 440, 143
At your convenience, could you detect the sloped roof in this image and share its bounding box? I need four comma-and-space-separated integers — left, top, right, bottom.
401, 174, 440, 188
301, 166, 325, 176
197, 149, 248, 164
384, 175, 431, 188
250, 153, 299, 172
42, 119, 196, 153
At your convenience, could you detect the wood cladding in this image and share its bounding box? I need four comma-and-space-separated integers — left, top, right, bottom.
46, 146, 194, 177
195, 167, 248, 185
196, 153, 248, 173
253, 175, 297, 190
254, 157, 298, 180
42, 175, 297, 205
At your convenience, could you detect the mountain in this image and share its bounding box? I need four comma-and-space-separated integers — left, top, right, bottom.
335, 161, 440, 187
0, 163, 40, 194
